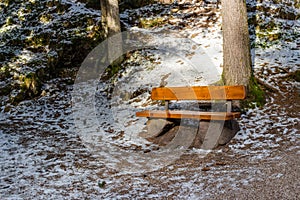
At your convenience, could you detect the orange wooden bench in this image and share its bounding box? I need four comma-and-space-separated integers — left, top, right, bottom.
136, 85, 246, 121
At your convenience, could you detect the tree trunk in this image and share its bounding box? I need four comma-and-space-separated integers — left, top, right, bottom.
100, 0, 122, 65
100, 0, 108, 36
101, 0, 121, 37
221, 0, 252, 87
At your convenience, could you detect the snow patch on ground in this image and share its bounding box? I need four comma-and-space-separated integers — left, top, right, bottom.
1, 0, 299, 199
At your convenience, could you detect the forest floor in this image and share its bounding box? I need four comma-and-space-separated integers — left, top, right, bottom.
1, 0, 299, 199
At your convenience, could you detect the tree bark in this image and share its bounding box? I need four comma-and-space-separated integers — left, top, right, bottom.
221, 0, 252, 87
100, 0, 122, 65
100, 0, 108, 36
101, 0, 121, 37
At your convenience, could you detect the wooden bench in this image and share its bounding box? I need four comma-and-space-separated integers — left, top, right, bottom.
136, 85, 246, 121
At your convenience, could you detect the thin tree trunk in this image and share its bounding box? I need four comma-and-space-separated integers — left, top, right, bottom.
101, 0, 122, 65
221, 0, 252, 87
100, 0, 108, 36
101, 0, 121, 37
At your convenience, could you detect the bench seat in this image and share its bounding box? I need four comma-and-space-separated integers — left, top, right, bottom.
136, 110, 241, 121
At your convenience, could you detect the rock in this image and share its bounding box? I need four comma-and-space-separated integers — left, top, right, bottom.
139, 119, 175, 138
166, 123, 198, 149
193, 120, 240, 149
143, 118, 240, 149
218, 120, 240, 145
144, 119, 198, 149
147, 125, 178, 146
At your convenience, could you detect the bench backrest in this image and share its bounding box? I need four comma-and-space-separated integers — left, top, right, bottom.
151, 85, 246, 100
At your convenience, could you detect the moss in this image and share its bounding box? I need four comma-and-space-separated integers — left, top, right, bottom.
241, 76, 266, 109
3, 0, 12, 7
139, 17, 165, 28
216, 74, 265, 109
39, 13, 52, 24
6, 16, 15, 25
20, 72, 41, 96
104, 62, 123, 80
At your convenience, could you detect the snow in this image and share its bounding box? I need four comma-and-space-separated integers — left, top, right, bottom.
1, 0, 300, 199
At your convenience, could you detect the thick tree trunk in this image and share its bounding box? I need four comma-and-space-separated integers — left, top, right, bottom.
221, 0, 252, 87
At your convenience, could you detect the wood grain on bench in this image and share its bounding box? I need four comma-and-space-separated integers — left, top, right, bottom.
136, 110, 241, 120
151, 85, 246, 100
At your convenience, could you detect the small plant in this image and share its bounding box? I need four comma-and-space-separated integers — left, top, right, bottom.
98, 180, 106, 188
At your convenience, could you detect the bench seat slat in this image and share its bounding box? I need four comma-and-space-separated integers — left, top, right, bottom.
136, 110, 241, 121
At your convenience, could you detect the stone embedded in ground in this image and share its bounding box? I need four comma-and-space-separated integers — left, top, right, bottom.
147, 122, 199, 149
142, 119, 240, 149
139, 119, 175, 139
194, 120, 240, 149
147, 126, 178, 146
218, 120, 240, 145
166, 124, 198, 149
